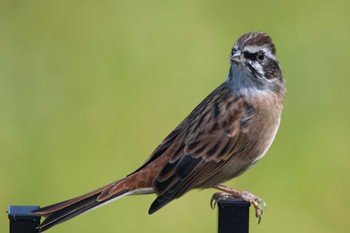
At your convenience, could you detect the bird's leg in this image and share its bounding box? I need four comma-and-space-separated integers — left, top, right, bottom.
211, 184, 266, 223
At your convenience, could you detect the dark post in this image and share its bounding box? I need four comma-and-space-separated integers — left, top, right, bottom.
218, 199, 250, 233
8, 206, 41, 233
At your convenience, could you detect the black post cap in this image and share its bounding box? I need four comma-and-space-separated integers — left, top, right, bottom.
8, 206, 41, 233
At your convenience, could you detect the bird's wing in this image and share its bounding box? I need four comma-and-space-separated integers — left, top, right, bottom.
148, 83, 253, 213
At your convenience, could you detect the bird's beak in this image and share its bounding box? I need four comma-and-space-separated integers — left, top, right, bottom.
230, 50, 244, 64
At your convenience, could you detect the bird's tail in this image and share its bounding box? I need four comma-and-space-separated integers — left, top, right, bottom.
33, 177, 152, 232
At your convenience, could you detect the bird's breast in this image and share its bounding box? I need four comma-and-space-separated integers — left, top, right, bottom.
199, 94, 283, 188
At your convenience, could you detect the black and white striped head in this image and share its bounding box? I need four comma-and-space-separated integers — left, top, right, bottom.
228, 32, 285, 95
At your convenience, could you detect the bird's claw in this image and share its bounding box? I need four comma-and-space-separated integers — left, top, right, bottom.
240, 191, 266, 223
210, 190, 266, 223
210, 192, 232, 209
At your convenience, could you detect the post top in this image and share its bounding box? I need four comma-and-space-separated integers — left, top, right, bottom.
8, 206, 41, 221
218, 198, 251, 208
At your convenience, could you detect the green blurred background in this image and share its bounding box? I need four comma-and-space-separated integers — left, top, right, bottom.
1, 0, 349, 232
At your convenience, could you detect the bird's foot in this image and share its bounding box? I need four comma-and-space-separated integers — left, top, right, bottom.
211, 185, 266, 223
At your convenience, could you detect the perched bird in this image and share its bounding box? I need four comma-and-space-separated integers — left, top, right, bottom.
34, 32, 286, 232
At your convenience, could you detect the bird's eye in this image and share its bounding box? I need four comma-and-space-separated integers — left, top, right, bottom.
257, 51, 265, 61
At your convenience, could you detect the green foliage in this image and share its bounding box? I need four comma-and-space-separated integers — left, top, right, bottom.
1, 0, 349, 232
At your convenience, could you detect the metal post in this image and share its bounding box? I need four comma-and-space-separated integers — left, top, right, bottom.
8, 206, 41, 233
218, 199, 250, 233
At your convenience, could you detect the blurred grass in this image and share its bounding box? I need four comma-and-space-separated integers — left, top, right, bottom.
1, 0, 350, 232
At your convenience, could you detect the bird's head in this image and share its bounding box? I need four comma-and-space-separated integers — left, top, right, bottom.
228, 32, 285, 96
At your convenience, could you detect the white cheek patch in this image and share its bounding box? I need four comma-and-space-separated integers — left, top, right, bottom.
250, 61, 264, 76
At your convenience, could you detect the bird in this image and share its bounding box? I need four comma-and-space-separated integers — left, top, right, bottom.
33, 32, 286, 232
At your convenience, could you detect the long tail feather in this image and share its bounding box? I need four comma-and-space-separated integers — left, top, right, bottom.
33, 181, 131, 232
